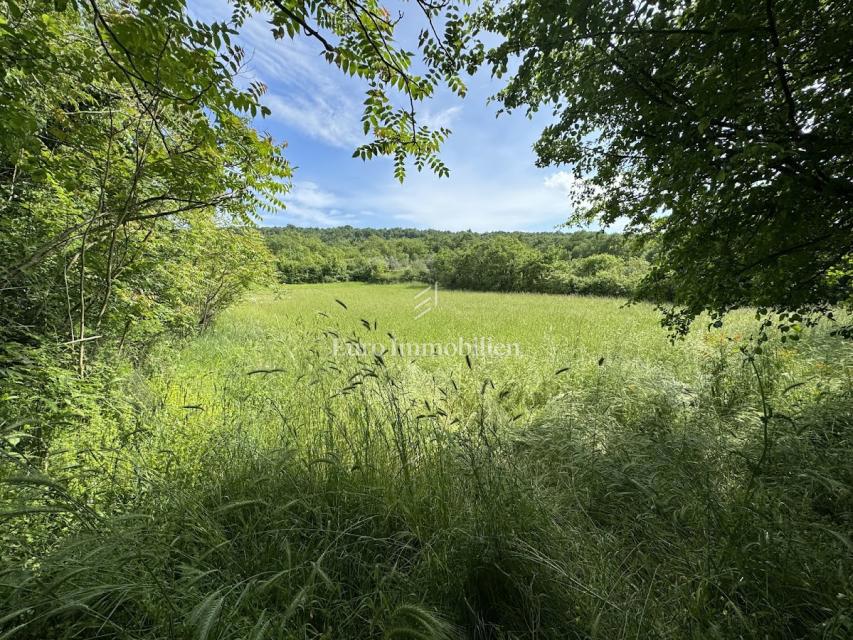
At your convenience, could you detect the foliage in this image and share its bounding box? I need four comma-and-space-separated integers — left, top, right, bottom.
539, 254, 651, 297
263, 225, 651, 297
0, 0, 287, 352
2, 284, 850, 638
476, 0, 853, 332
0, 0, 286, 474
431, 236, 545, 291
230, 0, 477, 181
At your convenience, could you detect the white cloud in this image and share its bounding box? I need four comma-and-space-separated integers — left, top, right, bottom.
420, 105, 463, 130
262, 171, 576, 231
190, 1, 364, 148
262, 92, 362, 148
267, 164, 632, 232
236, 17, 365, 148
206, 6, 470, 149
266, 204, 352, 227
544, 170, 584, 194
288, 181, 338, 209
354, 170, 575, 231
269, 181, 356, 227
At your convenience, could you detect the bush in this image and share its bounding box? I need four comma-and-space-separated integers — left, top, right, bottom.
431, 237, 547, 292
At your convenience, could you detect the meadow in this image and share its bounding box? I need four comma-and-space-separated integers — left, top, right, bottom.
3, 284, 851, 639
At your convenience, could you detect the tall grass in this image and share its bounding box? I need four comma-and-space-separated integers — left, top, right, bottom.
2, 284, 851, 638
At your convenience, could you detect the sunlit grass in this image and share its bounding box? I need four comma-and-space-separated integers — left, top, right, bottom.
5, 284, 851, 639
148, 283, 844, 455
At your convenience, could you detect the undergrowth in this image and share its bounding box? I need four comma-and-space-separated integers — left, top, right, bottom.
1, 287, 851, 639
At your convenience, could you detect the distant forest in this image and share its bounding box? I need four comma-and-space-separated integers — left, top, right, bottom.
263, 226, 656, 298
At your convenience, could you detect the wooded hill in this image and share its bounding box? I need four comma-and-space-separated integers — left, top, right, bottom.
263, 226, 655, 298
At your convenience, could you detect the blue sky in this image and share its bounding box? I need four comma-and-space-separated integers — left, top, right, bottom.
191, 1, 583, 231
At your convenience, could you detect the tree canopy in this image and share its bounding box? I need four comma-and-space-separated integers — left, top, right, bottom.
476, 0, 852, 332
1, 2, 284, 369
0, 0, 476, 372
261, 226, 650, 296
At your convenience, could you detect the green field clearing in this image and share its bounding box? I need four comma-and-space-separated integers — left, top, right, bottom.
130, 282, 844, 477
151, 283, 845, 428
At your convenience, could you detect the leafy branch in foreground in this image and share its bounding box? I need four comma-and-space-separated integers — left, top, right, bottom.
0, 0, 285, 386
257, 0, 480, 181
72, 0, 477, 181
476, 0, 852, 333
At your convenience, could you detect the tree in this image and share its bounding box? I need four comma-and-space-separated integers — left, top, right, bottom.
0, 0, 478, 369
0, 3, 289, 369
0, 0, 307, 467
477, 0, 852, 333
431, 236, 546, 291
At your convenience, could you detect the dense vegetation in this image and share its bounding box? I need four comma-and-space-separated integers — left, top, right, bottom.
0, 1, 287, 474
1, 0, 851, 639
265, 226, 653, 297
478, 0, 853, 332
3, 285, 850, 638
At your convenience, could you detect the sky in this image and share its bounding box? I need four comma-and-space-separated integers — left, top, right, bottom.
189, 1, 584, 232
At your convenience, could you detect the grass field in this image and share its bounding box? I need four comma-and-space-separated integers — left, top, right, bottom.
140, 283, 844, 465
5, 284, 852, 639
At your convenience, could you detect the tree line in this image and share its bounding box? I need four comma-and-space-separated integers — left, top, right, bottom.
264, 226, 655, 298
